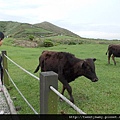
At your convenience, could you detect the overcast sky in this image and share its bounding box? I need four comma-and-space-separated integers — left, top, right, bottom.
0, 0, 120, 40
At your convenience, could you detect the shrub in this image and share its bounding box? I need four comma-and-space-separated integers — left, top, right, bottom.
78, 41, 83, 44
29, 35, 34, 41
68, 41, 76, 45
43, 39, 54, 47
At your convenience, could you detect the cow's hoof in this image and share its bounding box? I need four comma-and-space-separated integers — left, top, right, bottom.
70, 99, 74, 103
59, 97, 63, 102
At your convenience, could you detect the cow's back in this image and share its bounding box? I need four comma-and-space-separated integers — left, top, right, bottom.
108, 45, 120, 57
40, 51, 69, 73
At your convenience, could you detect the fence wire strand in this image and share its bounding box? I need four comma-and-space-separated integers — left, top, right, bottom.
4, 54, 39, 80
5, 69, 38, 114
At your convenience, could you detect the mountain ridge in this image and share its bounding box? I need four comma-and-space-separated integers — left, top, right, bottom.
34, 21, 80, 37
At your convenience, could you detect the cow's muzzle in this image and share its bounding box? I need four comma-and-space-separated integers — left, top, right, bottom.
92, 77, 98, 82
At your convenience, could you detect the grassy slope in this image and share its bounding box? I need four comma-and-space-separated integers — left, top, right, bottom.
34, 21, 80, 37
1, 40, 120, 114
0, 21, 79, 38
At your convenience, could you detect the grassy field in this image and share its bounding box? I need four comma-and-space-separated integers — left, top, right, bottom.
1, 40, 120, 114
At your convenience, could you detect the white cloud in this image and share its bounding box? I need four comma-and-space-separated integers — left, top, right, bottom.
76, 31, 120, 40
0, 0, 120, 39
0, 0, 97, 23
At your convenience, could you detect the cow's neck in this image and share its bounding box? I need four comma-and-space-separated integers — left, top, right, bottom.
73, 60, 83, 77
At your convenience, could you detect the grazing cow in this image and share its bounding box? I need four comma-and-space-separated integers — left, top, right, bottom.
34, 51, 98, 103
106, 44, 120, 65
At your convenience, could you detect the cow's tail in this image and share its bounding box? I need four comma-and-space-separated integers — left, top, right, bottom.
34, 64, 40, 73
106, 48, 110, 55
106, 45, 111, 55
106, 49, 108, 55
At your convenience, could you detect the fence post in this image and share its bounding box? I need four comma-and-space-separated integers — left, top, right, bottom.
40, 71, 58, 114
2, 51, 9, 86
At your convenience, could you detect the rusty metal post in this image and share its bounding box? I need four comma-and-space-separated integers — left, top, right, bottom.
40, 71, 58, 114
2, 51, 9, 86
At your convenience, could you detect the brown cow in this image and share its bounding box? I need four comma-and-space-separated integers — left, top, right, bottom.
34, 51, 98, 103
106, 44, 120, 65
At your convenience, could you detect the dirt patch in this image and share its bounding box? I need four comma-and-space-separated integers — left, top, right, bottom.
13, 40, 38, 48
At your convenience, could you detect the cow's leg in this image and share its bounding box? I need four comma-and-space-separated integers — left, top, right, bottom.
59, 85, 66, 101
112, 55, 116, 65
59, 80, 74, 103
61, 85, 66, 95
108, 54, 111, 64
108, 52, 112, 64
58, 68, 74, 103
60, 84, 74, 103
66, 84, 74, 103
108, 56, 110, 64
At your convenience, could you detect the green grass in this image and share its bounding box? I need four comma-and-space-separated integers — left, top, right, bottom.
1, 42, 120, 114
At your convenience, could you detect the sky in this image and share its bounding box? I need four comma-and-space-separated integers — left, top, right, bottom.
0, 0, 120, 40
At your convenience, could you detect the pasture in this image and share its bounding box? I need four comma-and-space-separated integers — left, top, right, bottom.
1, 42, 120, 114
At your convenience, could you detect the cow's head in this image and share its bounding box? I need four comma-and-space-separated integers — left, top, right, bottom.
82, 58, 98, 82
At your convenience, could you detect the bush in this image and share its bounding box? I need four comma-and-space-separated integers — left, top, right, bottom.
43, 39, 54, 47
68, 41, 76, 45
29, 35, 34, 41
78, 41, 83, 44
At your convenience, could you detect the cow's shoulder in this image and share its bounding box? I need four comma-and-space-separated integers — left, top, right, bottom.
58, 52, 80, 67
41, 51, 56, 58
60, 52, 74, 59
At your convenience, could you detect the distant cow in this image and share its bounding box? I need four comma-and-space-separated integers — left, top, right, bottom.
106, 44, 120, 65
34, 51, 98, 103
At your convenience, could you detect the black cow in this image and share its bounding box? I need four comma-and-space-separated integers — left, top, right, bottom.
34, 51, 98, 103
106, 44, 120, 65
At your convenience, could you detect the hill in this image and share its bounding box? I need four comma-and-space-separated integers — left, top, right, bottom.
0, 21, 80, 38
34, 21, 80, 38
0, 21, 52, 38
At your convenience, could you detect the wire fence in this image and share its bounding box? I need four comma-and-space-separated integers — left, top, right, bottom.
5, 69, 38, 114
4, 55, 39, 81
3, 53, 86, 114
50, 86, 86, 114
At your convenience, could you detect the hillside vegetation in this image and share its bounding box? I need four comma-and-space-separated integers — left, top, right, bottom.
0, 21, 52, 38
34, 21, 80, 37
0, 21, 80, 38
1, 21, 120, 48
0, 21, 84, 47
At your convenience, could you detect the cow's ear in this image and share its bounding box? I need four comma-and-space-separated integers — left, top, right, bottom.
81, 61, 87, 69
93, 58, 96, 62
